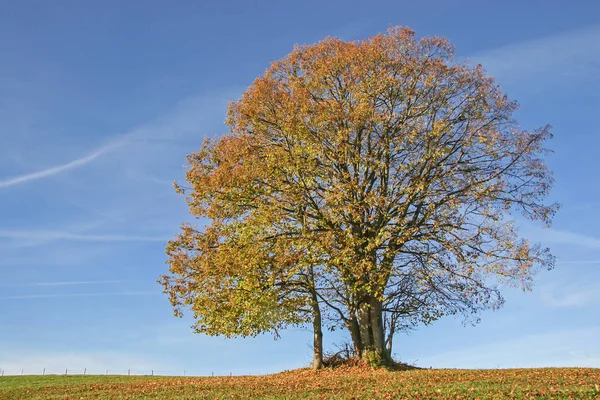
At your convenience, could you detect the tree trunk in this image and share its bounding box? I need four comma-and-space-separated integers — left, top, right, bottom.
310, 290, 324, 370
369, 297, 389, 363
358, 301, 373, 349
355, 296, 391, 367
385, 313, 396, 357
385, 331, 393, 357
346, 315, 363, 357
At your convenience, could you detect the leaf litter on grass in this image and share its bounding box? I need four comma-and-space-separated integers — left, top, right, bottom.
1, 367, 599, 399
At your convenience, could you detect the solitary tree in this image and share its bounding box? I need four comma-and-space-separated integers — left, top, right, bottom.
161, 27, 556, 367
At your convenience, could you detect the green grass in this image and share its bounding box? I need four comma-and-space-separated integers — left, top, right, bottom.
1, 367, 599, 399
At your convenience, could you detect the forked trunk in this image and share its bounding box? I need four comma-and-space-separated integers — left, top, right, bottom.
352, 297, 391, 366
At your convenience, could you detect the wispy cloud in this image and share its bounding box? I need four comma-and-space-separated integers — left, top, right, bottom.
540, 283, 600, 308
0, 280, 126, 287
416, 326, 600, 368
556, 260, 600, 265
0, 229, 167, 242
518, 222, 600, 250
538, 229, 600, 249
0, 139, 126, 189
471, 24, 600, 85
0, 92, 213, 190
0, 241, 111, 268
0, 291, 159, 300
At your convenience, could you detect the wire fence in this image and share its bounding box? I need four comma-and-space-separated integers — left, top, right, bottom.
0, 367, 240, 377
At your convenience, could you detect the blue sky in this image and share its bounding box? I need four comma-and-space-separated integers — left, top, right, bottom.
1, 0, 599, 376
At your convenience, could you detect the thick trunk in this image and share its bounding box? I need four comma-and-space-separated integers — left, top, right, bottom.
357, 302, 373, 350
311, 291, 323, 370
370, 298, 386, 355
355, 297, 391, 366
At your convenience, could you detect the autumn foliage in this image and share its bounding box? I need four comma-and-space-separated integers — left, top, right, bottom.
160, 27, 556, 368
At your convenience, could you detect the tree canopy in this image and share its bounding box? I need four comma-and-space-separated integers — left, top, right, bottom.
160, 27, 556, 368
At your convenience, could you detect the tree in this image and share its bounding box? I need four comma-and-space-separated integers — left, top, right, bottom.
160, 195, 326, 369
161, 27, 557, 367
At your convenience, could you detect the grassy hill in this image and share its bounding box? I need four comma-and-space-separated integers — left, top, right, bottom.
1, 366, 599, 399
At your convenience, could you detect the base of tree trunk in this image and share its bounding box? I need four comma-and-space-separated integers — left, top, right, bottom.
322, 354, 421, 370
361, 348, 393, 368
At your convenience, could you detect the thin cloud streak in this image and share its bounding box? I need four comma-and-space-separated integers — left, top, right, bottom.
0, 141, 124, 189
0, 291, 159, 300
0, 229, 167, 242
0, 280, 126, 287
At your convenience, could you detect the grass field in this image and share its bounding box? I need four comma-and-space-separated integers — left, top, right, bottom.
1, 366, 599, 399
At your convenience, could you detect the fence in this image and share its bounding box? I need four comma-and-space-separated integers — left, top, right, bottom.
0, 368, 239, 377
